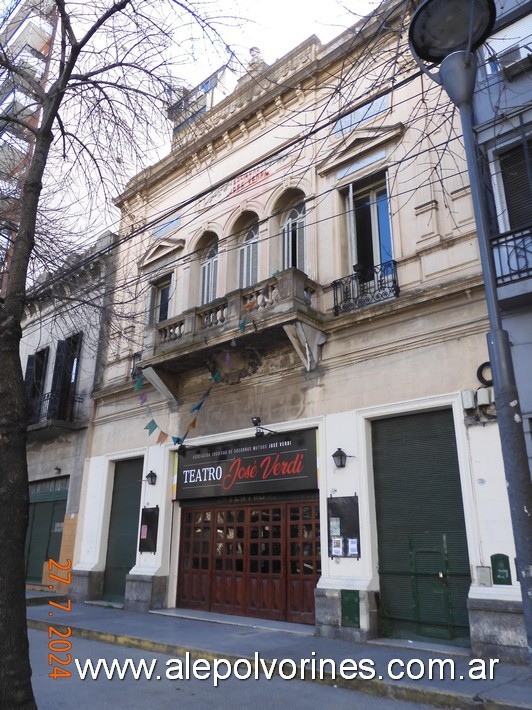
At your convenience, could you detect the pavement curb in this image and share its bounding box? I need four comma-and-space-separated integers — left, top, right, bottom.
28, 618, 526, 710
26, 594, 68, 607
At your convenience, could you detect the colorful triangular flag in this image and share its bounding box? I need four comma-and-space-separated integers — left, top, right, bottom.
190, 399, 205, 413
144, 419, 158, 436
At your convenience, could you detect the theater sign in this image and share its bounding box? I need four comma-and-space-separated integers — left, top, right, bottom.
173, 428, 318, 500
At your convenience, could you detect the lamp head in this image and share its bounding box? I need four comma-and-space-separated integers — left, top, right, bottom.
409, 0, 496, 64
146, 470, 157, 486
332, 448, 347, 469
251, 416, 261, 427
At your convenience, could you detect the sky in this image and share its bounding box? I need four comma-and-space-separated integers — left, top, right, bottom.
177, 0, 378, 85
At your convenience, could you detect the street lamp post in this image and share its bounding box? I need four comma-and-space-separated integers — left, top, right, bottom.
409, 0, 532, 661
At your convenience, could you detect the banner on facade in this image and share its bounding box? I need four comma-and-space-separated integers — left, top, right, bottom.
173, 428, 318, 500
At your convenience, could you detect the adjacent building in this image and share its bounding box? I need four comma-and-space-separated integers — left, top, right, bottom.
21, 232, 115, 590
71, 0, 528, 662
474, 0, 532, 473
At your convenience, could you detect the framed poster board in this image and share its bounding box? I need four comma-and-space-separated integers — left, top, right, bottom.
139, 506, 159, 553
327, 496, 360, 559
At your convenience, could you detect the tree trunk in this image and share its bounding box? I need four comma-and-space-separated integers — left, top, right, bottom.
0, 124, 55, 708
0, 326, 36, 709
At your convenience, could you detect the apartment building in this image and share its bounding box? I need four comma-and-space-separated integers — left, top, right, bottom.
0, 0, 56, 297
71, 0, 526, 661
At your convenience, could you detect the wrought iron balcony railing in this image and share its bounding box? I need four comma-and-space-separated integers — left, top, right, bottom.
332, 260, 399, 315
28, 391, 83, 425
491, 226, 532, 285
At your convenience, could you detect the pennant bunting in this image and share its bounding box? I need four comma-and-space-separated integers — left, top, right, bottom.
139, 392, 148, 405
188, 416, 197, 430
239, 317, 247, 333
157, 430, 168, 444
172, 436, 181, 446
133, 375, 144, 392
190, 399, 205, 413
144, 419, 158, 436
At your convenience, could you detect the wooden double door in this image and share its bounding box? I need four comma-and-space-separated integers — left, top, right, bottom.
177, 497, 320, 624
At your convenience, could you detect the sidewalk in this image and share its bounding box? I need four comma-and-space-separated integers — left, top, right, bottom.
26, 595, 531, 709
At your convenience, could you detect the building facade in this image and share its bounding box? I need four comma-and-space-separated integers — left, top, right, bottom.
21, 232, 115, 590
72, 0, 527, 661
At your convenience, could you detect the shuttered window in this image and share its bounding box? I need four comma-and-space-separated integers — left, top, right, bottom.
49, 334, 82, 421
500, 138, 532, 230
24, 347, 49, 422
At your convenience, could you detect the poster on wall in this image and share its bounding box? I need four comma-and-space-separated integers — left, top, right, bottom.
173, 428, 318, 500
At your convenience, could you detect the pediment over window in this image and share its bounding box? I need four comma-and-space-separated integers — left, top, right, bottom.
317, 123, 404, 177
140, 237, 185, 269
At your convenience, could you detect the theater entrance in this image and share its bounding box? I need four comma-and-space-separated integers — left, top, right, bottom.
177, 496, 320, 624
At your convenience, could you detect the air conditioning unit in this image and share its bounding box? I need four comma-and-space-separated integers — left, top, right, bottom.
498, 44, 532, 81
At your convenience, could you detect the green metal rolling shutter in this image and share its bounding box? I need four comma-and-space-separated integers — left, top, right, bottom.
102, 458, 143, 602
372, 409, 470, 641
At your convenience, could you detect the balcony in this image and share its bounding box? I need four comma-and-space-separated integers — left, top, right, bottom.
6, 16, 54, 57
331, 260, 399, 315
141, 268, 324, 377
491, 226, 532, 306
27, 391, 84, 438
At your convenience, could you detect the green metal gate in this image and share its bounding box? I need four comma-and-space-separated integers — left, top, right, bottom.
25, 479, 68, 583
372, 409, 470, 643
102, 458, 143, 602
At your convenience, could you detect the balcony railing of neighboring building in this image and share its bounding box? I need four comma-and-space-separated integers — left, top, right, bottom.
332, 260, 399, 315
154, 268, 318, 353
28, 391, 83, 426
491, 226, 532, 285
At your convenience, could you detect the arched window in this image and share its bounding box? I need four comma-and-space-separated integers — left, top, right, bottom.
239, 224, 258, 288
201, 241, 218, 305
281, 203, 305, 272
